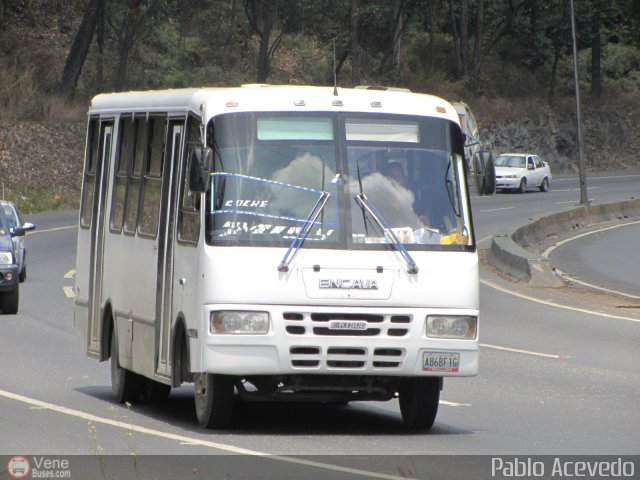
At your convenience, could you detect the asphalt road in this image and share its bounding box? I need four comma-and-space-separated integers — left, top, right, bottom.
1, 170, 639, 479
549, 222, 640, 299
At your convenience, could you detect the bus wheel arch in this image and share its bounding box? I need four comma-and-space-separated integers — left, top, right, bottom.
99, 302, 114, 362
171, 314, 192, 387
104, 303, 145, 403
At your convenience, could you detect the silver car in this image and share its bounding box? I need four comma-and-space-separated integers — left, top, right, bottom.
0, 200, 36, 282
494, 153, 552, 193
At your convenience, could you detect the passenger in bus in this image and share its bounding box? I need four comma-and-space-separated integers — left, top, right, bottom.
386, 161, 407, 187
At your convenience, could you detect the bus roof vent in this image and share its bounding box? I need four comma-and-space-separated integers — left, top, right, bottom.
355, 85, 411, 92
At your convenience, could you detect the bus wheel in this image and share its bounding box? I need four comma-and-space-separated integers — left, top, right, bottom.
110, 329, 144, 403
399, 377, 440, 430
193, 373, 235, 429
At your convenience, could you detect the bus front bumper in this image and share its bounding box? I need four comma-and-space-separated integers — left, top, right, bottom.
198, 305, 479, 378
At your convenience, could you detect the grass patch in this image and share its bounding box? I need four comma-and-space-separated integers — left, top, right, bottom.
8, 189, 80, 215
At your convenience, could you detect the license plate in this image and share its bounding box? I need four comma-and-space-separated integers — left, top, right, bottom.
422, 352, 460, 372
329, 320, 367, 330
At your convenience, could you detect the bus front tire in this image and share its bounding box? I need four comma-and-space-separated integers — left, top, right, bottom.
110, 329, 145, 403
399, 377, 440, 430
194, 373, 235, 429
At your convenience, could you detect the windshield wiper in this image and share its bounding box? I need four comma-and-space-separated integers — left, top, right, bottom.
354, 192, 419, 275
277, 191, 331, 272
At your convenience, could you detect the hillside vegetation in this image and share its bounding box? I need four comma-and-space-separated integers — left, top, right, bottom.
0, 0, 639, 212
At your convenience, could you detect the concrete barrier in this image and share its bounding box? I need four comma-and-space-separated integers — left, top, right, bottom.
487, 198, 640, 287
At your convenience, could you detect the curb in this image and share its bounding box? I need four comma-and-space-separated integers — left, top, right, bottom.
487, 198, 640, 287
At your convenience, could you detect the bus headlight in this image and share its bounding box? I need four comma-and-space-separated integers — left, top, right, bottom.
0, 252, 13, 265
210, 311, 270, 334
426, 315, 477, 339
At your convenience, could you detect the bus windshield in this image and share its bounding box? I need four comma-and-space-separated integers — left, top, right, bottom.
205, 112, 473, 249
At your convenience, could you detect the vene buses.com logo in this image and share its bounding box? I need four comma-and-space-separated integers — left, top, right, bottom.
7, 456, 30, 479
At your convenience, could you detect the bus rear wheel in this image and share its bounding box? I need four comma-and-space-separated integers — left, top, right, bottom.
194, 373, 235, 429
399, 377, 440, 430
110, 329, 145, 403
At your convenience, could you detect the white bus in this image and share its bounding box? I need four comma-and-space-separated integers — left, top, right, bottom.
75, 85, 491, 430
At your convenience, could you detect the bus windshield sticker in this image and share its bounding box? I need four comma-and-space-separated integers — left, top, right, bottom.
257, 117, 334, 141
345, 119, 419, 143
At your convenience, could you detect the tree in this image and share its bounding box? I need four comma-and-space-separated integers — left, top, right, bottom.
59, 0, 102, 98
448, 0, 526, 86
108, 0, 167, 91
376, 0, 411, 74
350, 0, 360, 85
245, 0, 304, 83
545, 0, 570, 103
590, 0, 602, 98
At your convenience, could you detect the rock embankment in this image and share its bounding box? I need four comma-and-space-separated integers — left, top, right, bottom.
0, 122, 85, 200
481, 102, 639, 172
0, 102, 638, 208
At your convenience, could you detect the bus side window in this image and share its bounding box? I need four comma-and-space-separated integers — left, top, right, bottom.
80, 118, 100, 229
178, 115, 201, 245
124, 115, 147, 235
110, 115, 134, 232
139, 115, 166, 238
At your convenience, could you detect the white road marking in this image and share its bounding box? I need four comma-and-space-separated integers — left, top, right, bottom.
64, 269, 76, 279
553, 174, 640, 182
27, 225, 77, 235
542, 220, 640, 257
480, 343, 566, 359
542, 220, 640, 300
481, 277, 640, 323
440, 400, 471, 407
480, 207, 516, 213
552, 186, 600, 193
0, 388, 419, 480
477, 237, 493, 248
63, 286, 75, 298
553, 268, 640, 301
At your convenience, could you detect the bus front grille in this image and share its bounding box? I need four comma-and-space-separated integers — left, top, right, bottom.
283, 312, 412, 338
289, 346, 405, 370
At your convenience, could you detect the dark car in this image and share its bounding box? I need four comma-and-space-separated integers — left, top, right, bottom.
0, 207, 28, 314
1, 200, 36, 282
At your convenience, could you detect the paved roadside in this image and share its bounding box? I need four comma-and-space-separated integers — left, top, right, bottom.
479, 249, 640, 323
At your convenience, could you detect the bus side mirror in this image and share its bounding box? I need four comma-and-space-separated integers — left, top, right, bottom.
473, 148, 496, 196
189, 147, 213, 194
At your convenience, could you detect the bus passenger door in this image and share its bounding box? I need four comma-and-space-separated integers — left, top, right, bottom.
87, 122, 113, 356
155, 120, 184, 378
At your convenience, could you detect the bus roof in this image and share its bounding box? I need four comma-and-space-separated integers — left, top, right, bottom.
89, 85, 460, 125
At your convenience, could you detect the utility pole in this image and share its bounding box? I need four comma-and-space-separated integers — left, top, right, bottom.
570, 0, 589, 205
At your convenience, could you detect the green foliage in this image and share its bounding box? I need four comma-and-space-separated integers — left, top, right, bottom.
0, 0, 639, 120
601, 43, 640, 91
9, 189, 79, 215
